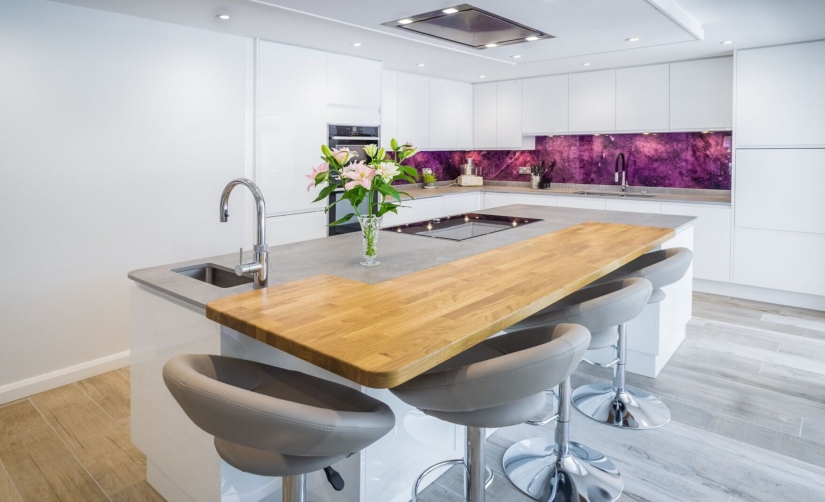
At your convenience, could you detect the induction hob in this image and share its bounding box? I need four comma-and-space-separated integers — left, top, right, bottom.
383, 213, 542, 241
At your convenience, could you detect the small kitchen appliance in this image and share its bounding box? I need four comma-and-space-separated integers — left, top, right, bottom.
456, 158, 483, 186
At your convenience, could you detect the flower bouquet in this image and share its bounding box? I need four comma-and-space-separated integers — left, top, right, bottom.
308, 138, 419, 266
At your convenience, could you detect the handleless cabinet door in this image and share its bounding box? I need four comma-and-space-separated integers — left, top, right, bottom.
522, 75, 568, 135
569, 70, 616, 133
430, 77, 458, 149
327, 53, 381, 108
616, 65, 669, 132
496, 80, 523, 148
661, 202, 731, 282
473, 83, 497, 149
670, 57, 733, 132
398, 73, 430, 148
456, 82, 474, 149
381, 70, 399, 150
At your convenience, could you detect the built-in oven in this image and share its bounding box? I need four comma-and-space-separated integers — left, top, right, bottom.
327, 124, 380, 236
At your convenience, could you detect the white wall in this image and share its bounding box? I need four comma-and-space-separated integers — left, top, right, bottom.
0, 0, 250, 396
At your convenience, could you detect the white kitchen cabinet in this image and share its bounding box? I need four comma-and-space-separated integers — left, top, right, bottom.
616, 65, 669, 132
734, 228, 825, 296
661, 202, 731, 283
430, 78, 473, 150
397, 72, 430, 148
670, 57, 733, 131
461, 193, 483, 212
483, 192, 511, 209
522, 75, 569, 135
735, 149, 825, 234
327, 53, 381, 108
569, 70, 616, 133
266, 211, 328, 245
605, 199, 661, 214
510, 193, 556, 206
443, 194, 463, 215
380, 70, 398, 150
473, 82, 497, 149
556, 196, 606, 210
496, 80, 523, 148
736, 42, 825, 147
256, 41, 327, 215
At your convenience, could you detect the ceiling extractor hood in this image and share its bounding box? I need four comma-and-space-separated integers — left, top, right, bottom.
382, 4, 553, 49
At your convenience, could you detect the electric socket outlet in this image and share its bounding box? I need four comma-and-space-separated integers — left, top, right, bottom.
518, 166, 531, 175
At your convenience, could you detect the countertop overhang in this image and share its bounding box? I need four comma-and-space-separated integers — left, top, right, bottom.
205, 221, 675, 388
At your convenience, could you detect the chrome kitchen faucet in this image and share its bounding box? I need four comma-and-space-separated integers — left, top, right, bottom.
615, 153, 628, 193
219, 178, 269, 289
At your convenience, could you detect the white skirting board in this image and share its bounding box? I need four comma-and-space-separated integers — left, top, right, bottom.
695, 279, 825, 311
0, 350, 130, 405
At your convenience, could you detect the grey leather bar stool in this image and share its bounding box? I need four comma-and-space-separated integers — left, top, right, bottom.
502, 279, 650, 501
391, 324, 594, 502
163, 355, 395, 502
572, 248, 692, 430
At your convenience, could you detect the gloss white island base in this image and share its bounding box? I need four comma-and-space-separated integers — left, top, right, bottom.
130, 224, 693, 501
130, 284, 465, 502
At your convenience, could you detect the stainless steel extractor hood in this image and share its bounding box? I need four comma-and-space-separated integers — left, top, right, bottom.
382, 4, 553, 49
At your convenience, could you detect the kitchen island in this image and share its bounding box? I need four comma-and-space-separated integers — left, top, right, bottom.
128, 204, 695, 502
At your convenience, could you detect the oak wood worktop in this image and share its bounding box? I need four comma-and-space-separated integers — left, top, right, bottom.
205, 221, 674, 388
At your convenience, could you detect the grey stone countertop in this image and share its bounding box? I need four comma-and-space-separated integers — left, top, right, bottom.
128, 204, 695, 310
398, 182, 731, 205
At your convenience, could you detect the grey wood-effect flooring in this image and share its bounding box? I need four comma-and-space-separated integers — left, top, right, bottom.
1, 293, 824, 501
416, 292, 825, 502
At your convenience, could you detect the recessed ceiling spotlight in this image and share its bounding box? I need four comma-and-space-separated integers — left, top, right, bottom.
442, 8, 459, 14
216, 14, 230, 20
511, 55, 522, 59
398, 18, 413, 25
485, 43, 498, 48
721, 40, 734, 45
351, 42, 362, 47
582, 62, 591, 66
626, 37, 641, 42
525, 36, 539, 41
479, 75, 486, 78
418, 63, 425, 67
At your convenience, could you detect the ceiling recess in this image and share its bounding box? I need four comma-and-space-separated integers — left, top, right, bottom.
382, 4, 553, 49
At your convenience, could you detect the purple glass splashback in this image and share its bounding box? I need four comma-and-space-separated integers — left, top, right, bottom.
402, 132, 732, 190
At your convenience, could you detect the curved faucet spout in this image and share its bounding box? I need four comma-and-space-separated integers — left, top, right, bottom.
219, 178, 269, 288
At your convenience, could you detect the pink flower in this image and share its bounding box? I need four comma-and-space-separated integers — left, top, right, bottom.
306, 162, 329, 191
342, 162, 375, 190
331, 147, 356, 165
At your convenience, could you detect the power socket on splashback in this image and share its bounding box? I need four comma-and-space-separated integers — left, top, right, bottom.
518, 166, 532, 175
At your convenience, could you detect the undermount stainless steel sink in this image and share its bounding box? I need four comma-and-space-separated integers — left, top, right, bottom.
173, 263, 253, 288
573, 191, 655, 198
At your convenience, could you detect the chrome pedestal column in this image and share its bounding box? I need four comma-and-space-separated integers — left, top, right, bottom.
411, 426, 494, 502
282, 474, 306, 502
571, 323, 671, 429
503, 378, 623, 502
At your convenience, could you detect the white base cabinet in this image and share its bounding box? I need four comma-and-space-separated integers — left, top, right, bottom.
266, 211, 328, 246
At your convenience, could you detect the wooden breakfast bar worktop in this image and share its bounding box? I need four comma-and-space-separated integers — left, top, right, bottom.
205, 221, 674, 388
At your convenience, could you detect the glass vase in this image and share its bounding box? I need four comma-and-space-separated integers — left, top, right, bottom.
358, 215, 382, 267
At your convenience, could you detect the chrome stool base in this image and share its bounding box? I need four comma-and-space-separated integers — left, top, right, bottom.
411, 460, 493, 502
502, 438, 623, 502
571, 383, 671, 430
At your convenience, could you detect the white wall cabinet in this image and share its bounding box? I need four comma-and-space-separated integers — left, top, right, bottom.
661, 202, 731, 283
327, 53, 381, 108
522, 75, 568, 135
397, 72, 430, 149
496, 80, 523, 148
616, 65, 670, 132
569, 70, 616, 133
473, 82, 497, 149
736, 42, 825, 147
670, 57, 733, 132
430, 78, 473, 150
380, 70, 399, 150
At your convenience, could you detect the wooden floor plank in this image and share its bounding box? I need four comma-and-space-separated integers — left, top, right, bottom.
0, 458, 22, 502
29, 384, 163, 502
0, 399, 109, 502
116, 367, 131, 381
77, 370, 131, 431
801, 418, 825, 446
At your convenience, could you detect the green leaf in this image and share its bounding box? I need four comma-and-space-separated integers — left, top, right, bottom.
377, 184, 403, 204
321, 144, 333, 158
328, 212, 355, 227
312, 184, 336, 203
390, 138, 399, 150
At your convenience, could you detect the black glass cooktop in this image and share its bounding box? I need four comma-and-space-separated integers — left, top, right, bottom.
383, 213, 542, 241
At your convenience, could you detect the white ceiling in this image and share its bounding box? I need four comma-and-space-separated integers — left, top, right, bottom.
52, 0, 825, 82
